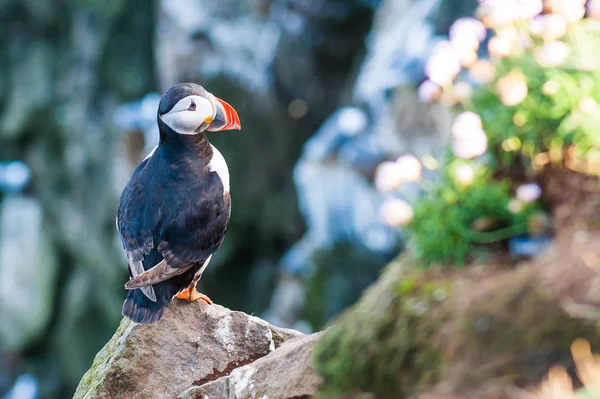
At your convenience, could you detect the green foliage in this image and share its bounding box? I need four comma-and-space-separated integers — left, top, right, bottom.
396, 16, 600, 267
471, 20, 600, 167
406, 158, 540, 266
576, 388, 600, 399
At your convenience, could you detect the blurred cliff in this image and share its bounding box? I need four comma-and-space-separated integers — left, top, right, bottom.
0, 0, 473, 397
0, 1, 156, 398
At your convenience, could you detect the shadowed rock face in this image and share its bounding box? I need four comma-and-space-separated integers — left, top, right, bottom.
180, 332, 324, 399
74, 301, 315, 399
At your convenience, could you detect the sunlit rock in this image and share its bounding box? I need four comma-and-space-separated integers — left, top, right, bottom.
73, 302, 304, 399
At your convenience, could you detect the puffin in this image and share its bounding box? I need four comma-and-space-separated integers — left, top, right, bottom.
117, 83, 241, 324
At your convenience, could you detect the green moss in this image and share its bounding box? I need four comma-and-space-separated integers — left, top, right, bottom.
73, 318, 134, 399
314, 257, 450, 397
270, 327, 288, 350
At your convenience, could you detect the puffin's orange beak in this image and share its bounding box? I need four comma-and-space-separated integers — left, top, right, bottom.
207, 97, 241, 131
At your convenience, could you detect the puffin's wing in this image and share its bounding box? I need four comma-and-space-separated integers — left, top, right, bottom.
124, 172, 230, 289
117, 159, 154, 254
117, 160, 159, 301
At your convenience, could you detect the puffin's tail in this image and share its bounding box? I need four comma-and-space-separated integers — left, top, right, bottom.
122, 280, 180, 324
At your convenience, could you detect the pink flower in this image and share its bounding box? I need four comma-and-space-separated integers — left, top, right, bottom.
451, 112, 488, 159
534, 41, 570, 68
374, 155, 423, 191
375, 154, 421, 191
589, 0, 600, 20
477, 0, 542, 26
374, 161, 404, 192
488, 36, 513, 58
452, 130, 488, 159
418, 80, 441, 103
520, 0, 543, 19
477, 1, 517, 27
454, 164, 475, 186
450, 17, 487, 51
469, 60, 497, 85
425, 42, 461, 86
452, 42, 478, 67
379, 199, 414, 227
395, 154, 422, 182
453, 82, 473, 103
516, 183, 542, 203
530, 14, 567, 41
452, 111, 482, 138
450, 17, 487, 42
497, 72, 528, 106
546, 0, 586, 23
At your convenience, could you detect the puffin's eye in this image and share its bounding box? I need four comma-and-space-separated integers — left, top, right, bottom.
188, 101, 196, 111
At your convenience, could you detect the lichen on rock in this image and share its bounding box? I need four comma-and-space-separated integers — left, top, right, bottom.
75, 318, 135, 398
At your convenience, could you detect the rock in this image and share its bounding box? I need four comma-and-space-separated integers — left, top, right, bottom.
74, 301, 302, 399
179, 331, 324, 399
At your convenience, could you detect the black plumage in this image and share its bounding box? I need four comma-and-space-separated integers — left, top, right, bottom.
116, 83, 238, 323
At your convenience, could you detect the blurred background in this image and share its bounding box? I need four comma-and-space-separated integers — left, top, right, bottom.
3, 0, 600, 398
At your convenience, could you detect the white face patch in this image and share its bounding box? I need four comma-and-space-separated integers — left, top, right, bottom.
208, 145, 230, 193
159, 95, 214, 135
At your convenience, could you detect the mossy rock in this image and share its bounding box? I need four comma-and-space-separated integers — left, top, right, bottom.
314, 255, 449, 397
303, 243, 398, 330
73, 318, 136, 398
314, 252, 600, 398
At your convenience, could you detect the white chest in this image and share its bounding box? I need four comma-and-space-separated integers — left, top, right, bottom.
208, 144, 230, 193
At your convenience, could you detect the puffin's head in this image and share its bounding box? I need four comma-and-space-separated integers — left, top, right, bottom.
158, 83, 241, 135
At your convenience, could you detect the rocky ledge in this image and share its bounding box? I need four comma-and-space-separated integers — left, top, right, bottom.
73, 300, 322, 399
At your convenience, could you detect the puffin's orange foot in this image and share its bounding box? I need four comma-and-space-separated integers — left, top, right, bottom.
193, 292, 213, 305
176, 287, 192, 301
176, 287, 212, 304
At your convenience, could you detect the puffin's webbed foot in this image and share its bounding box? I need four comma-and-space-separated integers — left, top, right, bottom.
176, 280, 212, 304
